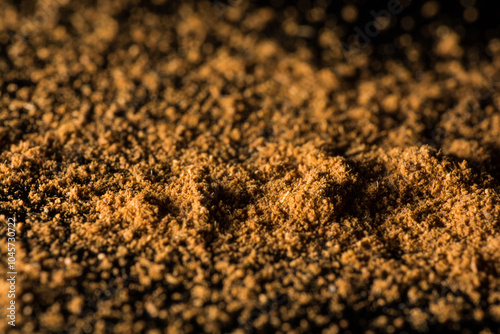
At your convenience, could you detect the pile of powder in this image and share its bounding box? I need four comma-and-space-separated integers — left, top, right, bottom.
0, 0, 499, 333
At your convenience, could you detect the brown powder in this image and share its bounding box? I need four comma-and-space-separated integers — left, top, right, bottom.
0, 0, 500, 333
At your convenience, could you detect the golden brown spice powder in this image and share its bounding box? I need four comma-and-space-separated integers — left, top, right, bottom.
0, 0, 500, 333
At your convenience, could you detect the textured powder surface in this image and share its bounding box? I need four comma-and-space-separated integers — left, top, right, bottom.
0, 0, 500, 333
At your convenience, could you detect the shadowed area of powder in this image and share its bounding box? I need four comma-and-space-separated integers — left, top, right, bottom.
0, 0, 500, 333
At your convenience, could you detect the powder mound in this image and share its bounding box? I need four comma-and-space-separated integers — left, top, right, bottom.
256, 154, 357, 232
351, 146, 499, 250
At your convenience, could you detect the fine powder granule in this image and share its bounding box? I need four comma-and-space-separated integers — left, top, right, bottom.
0, 0, 500, 333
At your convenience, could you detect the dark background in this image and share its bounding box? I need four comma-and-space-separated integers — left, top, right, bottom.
229, 0, 500, 64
